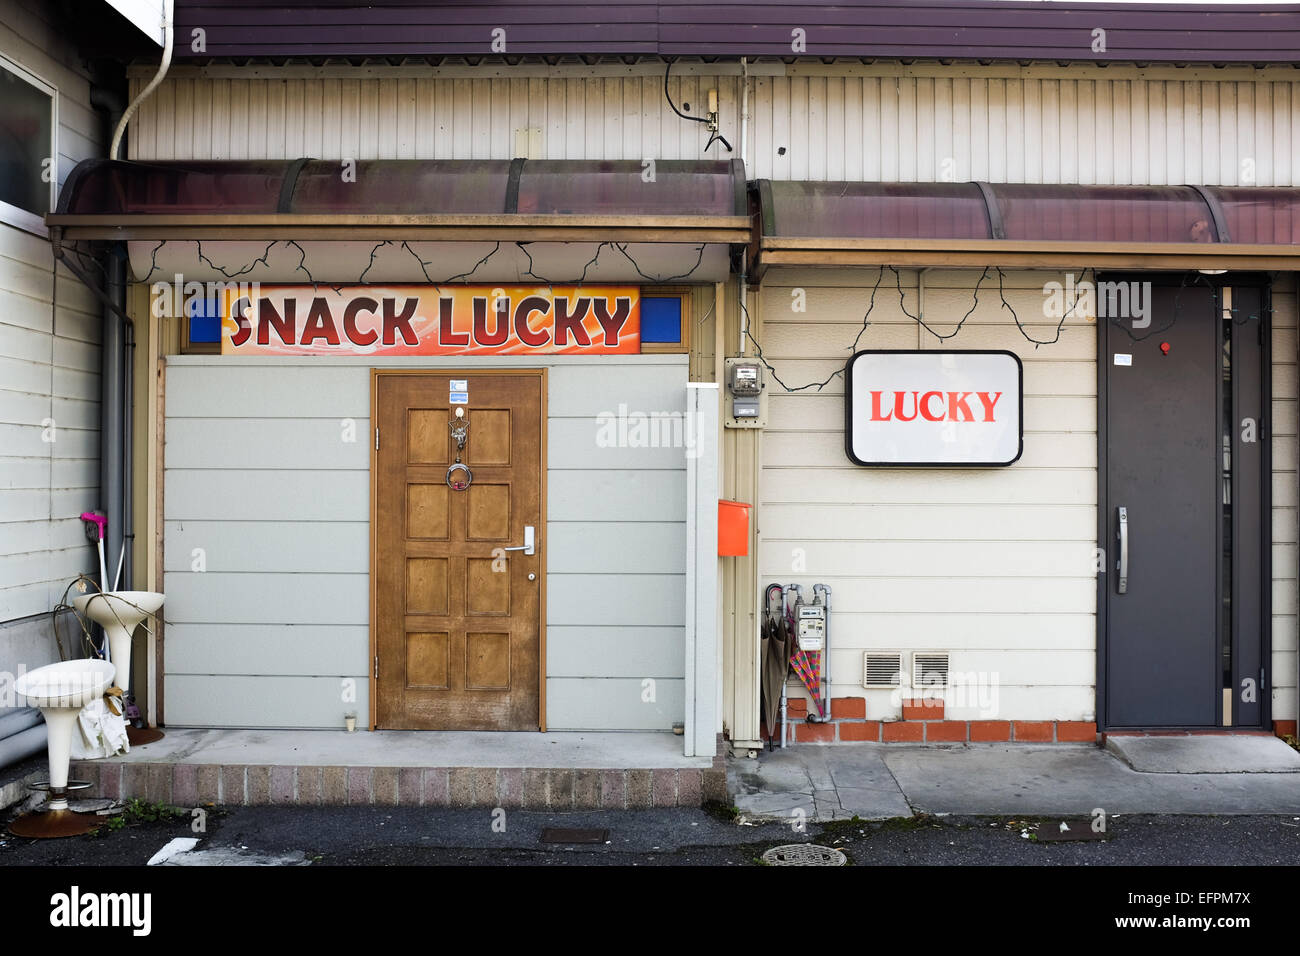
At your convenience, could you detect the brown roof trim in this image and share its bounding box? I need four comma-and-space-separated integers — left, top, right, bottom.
46, 213, 753, 244
172, 2, 1300, 65
757, 237, 1300, 276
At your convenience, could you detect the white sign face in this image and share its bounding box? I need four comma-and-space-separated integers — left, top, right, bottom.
845, 351, 1023, 466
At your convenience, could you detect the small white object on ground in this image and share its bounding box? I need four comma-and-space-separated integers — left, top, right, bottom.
147, 837, 200, 866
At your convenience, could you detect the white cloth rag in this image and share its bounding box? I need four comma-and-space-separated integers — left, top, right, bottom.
69, 697, 130, 759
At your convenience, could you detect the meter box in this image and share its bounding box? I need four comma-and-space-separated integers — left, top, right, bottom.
725, 356, 767, 428
796, 602, 825, 652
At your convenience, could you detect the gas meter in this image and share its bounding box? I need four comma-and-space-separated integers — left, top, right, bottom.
796, 601, 826, 652
724, 356, 767, 429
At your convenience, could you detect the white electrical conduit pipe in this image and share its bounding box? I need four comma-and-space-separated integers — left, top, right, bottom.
110, 0, 175, 161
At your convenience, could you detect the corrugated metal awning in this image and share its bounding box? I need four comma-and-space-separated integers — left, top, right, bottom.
754, 180, 1300, 274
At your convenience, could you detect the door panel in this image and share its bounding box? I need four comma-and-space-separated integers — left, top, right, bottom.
1104, 286, 1220, 727
375, 371, 543, 730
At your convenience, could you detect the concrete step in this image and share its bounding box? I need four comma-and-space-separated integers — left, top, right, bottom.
69, 760, 726, 809
62, 728, 726, 809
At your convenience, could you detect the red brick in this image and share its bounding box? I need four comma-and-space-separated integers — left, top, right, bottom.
969, 720, 1011, 742
902, 698, 944, 721
1013, 721, 1053, 742
925, 721, 968, 742
882, 721, 924, 743
1274, 720, 1298, 739
794, 721, 835, 743
837, 721, 880, 742
832, 697, 866, 719
787, 698, 808, 716
1056, 721, 1098, 742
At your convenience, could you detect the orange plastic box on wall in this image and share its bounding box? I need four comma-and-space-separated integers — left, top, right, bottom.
718, 500, 751, 556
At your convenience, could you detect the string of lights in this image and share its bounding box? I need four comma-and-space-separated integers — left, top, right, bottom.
131, 239, 1274, 388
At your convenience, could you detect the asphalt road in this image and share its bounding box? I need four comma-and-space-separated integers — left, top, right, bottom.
4, 805, 1300, 867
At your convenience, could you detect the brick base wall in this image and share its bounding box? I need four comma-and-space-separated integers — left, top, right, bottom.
761, 697, 1097, 744
760, 699, 1300, 745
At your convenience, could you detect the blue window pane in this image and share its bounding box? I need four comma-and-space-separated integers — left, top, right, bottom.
188, 297, 221, 343
640, 297, 682, 344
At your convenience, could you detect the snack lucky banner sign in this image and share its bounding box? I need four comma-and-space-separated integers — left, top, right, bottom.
220, 285, 640, 356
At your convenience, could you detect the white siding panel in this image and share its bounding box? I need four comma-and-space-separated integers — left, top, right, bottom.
545, 677, 683, 731
165, 675, 369, 729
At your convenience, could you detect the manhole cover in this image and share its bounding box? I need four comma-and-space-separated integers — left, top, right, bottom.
761, 843, 846, 866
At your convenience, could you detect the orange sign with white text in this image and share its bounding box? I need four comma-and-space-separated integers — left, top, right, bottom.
220, 285, 640, 355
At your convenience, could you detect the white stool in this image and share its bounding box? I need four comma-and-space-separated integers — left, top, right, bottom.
9, 659, 116, 838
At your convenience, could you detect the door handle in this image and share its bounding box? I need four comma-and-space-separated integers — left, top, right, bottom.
1116, 507, 1128, 594
502, 525, 535, 556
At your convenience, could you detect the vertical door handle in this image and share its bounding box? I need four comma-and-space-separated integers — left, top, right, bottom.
1116, 507, 1128, 594
503, 525, 535, 556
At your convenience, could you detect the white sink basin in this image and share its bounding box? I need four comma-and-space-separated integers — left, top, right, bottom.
14, 659, 116, 804
73, 590, 164, 673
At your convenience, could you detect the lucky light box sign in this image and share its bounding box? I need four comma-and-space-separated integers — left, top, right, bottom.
844, 350, 1023, 467
220, 285, 640, 355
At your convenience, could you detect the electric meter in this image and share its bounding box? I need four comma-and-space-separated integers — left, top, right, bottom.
724, 357, 767, 428
796, 602, 825, 652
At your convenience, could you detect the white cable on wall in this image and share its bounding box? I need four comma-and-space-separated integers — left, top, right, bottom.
110, 0, 175, 161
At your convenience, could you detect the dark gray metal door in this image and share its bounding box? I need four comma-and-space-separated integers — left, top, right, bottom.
1102, 286, 1220, 727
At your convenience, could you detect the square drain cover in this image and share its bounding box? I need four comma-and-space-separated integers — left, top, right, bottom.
540, 827, 609, 844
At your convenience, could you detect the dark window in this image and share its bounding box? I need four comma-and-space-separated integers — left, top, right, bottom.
0, 59, 54, 217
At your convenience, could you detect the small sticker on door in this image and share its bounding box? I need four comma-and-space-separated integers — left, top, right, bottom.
450, 379, 468, 404
1113, 354, 1132, 366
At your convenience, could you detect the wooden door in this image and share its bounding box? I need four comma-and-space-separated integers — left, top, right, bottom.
373, 371, 544, 730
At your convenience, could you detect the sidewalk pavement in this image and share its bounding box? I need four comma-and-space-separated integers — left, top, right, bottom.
728, 738, 1300, 822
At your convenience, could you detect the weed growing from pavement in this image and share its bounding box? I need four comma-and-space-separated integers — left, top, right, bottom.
90, 799, 192, 837
700, 801, 741, 823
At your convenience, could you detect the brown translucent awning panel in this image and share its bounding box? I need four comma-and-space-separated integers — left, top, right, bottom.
289, 160, 511, 214
990, 184, 1217, 243
59, 160, 291, 215
517, 159, 747, 216
55, 158, 748, 218
1208, 187, 1300, 245
759, 180, 990, 240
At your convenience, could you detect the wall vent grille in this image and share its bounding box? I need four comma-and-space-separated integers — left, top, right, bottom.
913, 653, 951, 689
863, 653, 904, 688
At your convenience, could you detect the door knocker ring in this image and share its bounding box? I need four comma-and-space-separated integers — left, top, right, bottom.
446, 461, 473, 491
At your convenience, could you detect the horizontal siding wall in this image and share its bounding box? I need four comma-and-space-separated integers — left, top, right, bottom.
758, 267, 1300, 725
0, 0, 103, 623
757, 267, 1098, 722
129, 63, 1300, 185
162, 354, 688, 730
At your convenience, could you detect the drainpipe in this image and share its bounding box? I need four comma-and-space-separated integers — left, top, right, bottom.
0, 707, 45, 768
90, 83, 129, 603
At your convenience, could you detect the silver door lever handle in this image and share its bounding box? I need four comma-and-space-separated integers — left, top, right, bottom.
1116, 507, 1128, 594
502, 525, 535, 556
